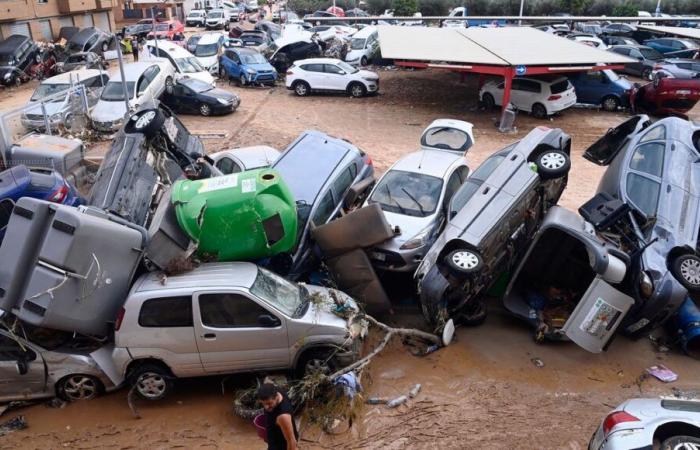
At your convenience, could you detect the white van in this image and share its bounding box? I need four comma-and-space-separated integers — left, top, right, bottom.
345, 26, 378, 66
205, 9, 231, 30
143, 40, 215, 86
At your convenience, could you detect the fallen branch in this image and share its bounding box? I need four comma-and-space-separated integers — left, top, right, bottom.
127, 385, 141, 419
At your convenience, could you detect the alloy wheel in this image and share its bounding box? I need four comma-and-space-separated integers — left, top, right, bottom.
134, 111, 155, 129
200, 104, 211, 116
351, 84, 364, 97
451, 251, 479, 270
540, 152, 567, 170
672, 443, 700, 450
62, 375, 98, 401
680, 258, 700, 286
136, 372, 167, 399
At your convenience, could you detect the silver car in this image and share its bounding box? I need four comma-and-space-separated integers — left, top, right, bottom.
210, 145, 281, 174
589, 398, 700, 449
364, 119, 473, 272
653, 58, 700, 80
113, 262, 365, 401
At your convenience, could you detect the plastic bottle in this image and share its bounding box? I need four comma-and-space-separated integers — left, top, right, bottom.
386, 395, 408, 408
408, 384, 421, 398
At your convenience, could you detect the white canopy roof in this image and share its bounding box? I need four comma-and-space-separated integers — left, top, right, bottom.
636, 25, 700, 41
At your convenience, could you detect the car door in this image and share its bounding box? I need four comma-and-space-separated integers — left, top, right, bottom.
323, 63, 346, 91
163, 84, 184, 111
193, 290, 289, 373
626, 49, 643, 75
300, 63, 323, 89
583, 115, 650, 165
577, 71, 604, 104
227, 50, 242, 77
0, 332, 46, 401
508, 79, 528, 109
180, 84, 201, 113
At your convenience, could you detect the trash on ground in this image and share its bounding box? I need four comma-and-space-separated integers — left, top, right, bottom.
0, 416, 27, 436
646, 365, 678, 383
386, 395, 408, 408
531, 358, 545, 368
408, 384, 421, 398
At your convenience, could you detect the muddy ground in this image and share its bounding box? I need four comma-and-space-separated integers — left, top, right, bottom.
1, 54, 700, 450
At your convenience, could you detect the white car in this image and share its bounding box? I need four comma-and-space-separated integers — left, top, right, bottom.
185, 9, 206, 27
479, 76, 577, 119
364, 119, 473, 273
143, 40, 215, 86
345, 26, 378, 66
205, 9, 231, 30
443, 6, 468, 28
194, 32, 227, 75
210, 145, 281, 174
309, 25, 356, 42
286, 58, 378, 98
567, 34, 607, 49
90, 61, 175, 132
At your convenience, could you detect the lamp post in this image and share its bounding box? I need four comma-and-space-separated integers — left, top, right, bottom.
113, 33, 131, 116
518, 0, 525, 25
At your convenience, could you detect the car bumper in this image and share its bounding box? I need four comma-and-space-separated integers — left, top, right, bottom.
548, 97, 576, 113
247, 72, 277, 84
92, 118, 123, 133
211, 101, 239, 114
366, 81, 379, 93
588, 428, 652, 450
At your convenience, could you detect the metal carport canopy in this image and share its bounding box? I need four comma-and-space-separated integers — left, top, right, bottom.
636, 25, 700, 40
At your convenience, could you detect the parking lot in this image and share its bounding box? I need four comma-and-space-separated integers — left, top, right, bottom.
0, 60, 699, 449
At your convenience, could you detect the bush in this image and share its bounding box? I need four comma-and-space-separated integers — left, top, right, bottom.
392, 0, 418, 16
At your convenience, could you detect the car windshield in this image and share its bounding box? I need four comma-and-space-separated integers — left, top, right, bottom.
31, 83, 70, 101
250, 267, 302, 316
67, 41, 83, 53
369, 170, 443, 217
182, 79, 213, 93
189, 12, 203, 17
678, 39, 697, 49
176, 56, 205, 73
550, 79, 571, 94
336, 61, 358, 74
155, 24, 169, 31
241, 52, 266, 64
196, 43, 219, 57
100, 81, 135, 100
209, 11, 223, 18
350, 38, 366, 50
640, 47, 663, 60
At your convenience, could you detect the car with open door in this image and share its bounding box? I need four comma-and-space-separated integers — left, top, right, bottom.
582, 114, 700, 336
364, 119, 473, 273
415, 126, 571, 329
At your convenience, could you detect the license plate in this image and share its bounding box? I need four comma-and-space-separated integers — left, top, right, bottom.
371, 252, 386, 261
676, 90, 691, 95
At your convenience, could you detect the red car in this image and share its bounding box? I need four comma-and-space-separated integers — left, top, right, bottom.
630, 77, 700, 118
147, 19, 185, 40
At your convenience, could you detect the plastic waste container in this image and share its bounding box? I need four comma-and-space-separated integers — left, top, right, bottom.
172, 169, 298, 261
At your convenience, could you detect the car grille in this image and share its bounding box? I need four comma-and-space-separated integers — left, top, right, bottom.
24, 114, 45, 121
370, 249, 406, 268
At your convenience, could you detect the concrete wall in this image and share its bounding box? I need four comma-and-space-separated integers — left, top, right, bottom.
0, 9, 116, 41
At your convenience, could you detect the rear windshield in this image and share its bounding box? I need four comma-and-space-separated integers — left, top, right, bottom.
550, 80, 571, 94
100, 81, 135, 100
423, 126, 472, 152
661, 399, 700, 413
369, 171, 443, 217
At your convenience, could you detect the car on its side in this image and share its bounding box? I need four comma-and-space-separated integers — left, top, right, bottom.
143, 40, 215, 86
345, 26, 378, 66
210, 145, 281, 174
0, 35, 40, 86
365, 119, 473, 273
194, 32, 227, 75
161, 78, 239, 116
112, 262, 366, 400
415, 126, 571, 327
122, 23, 152, 40
90, 61, 176, 133
67, 27, 113, 56
589, 398, 700, 450
480, 76, 577, 119
607, 44, 665, 79
147, 20, 185, 41
643, 37, 699, 58
653, 58, 700, 79
54, 52, 106, 73
186, 9, 207, 27
286, 58, 379, 98
630, 77, 700, 117
568, 70, 632, 111
219, 46, 277, 86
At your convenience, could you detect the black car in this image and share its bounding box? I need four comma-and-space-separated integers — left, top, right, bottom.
67, 27, 114, 56
269, 40, 322, 73
607, 45, 665, 79
0, 35, 40, 86
161, 78, 240, 116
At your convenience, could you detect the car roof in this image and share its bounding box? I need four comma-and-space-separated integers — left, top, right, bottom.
295, 57, 342, 65
111, 61, 162, 81
390, 150, 464, 179
134, 262, 259, 293
212, 145, 280, 168
0, 35, 29, 52
70, 27, 100, 43
42, 68, 104, 84
145, 40, 191, 57
198, 33, 224, 45
352, 26, 377, 38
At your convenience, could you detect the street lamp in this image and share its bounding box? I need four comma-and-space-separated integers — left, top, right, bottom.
112, 33, 131, 115
518, 0, 525, 25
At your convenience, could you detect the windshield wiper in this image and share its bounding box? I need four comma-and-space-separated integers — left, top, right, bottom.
401, 187, 425, 215
293, 286, 310, 317
385, 184, 405, 213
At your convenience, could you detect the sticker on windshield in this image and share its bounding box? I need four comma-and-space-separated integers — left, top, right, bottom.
580, 297, 622, 339
199, 174, 238, 193
241, 178, 256, 194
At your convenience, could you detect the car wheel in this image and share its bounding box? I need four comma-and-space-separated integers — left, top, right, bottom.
200, 103, 211, 116
456, 299, 487, 327
165, 76, 174, 94
642, 68, 652, 80
102, 41, 109, 53
360, 56, 368, 66
125, 108, 165, 137
13, 76, 21, 87
349, 82, 366, 98
601, 95, 620, 112
219, 65, 227, 79
63, 113, 74, 130
531, 103, 548, 119
239, 74, 247, 86
534, 150, 570, 180
296, 349, 336, 379
293, 81, 310, 96
671, 254, 700, 292
482, 92, 495, 110
58, 374, 101, 401
130, 364, 173, 401
660, 436, 700, 450
445, 249, 484, 277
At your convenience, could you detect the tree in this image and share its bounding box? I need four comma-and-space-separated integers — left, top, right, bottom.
419, 0, 450, 16
557, 0, 593, 14
611, 2, 637, 16
366, 0, 391, 14
392, 0, 419, 15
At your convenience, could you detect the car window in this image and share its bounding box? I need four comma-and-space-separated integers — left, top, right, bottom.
471, 151, 509, 181
312, 190, 335, 225
449, 179, 483, 218
630, 142, 664, 177
639, 125, 665, 143
86, 35, 98, 50
332, 165, 356, 202
443, 170, 462, 206
0, 334, 35, 361
369, 170, 443, 217
324, 64, 344, 74
550, 79, 570, 94
301, 63, 323, 72
138, 296, 193, 327
520, 79, 542, 93
511, 79, 524, 91
216, 156, 242, 174
584, 71, 605, 82
199, 293, 274, 328
626, 173, 660, 217
457, 165, 469, 182
0, 199, 13, 233
613, 47, 630, 56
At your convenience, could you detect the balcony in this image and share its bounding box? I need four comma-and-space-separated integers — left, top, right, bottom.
56, 0, 97, 13
96, 0, 113, 9
0, 0, 29, 21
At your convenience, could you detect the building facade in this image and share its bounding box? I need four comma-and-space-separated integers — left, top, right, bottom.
0, 0, 116, 42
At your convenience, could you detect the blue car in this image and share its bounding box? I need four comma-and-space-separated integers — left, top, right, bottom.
0, 165, 83, 240
219, 46, 277, 86
568, 70, 632, 111
643, 38, 699, 58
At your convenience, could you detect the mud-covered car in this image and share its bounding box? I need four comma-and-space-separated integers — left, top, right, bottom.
582, 114, 700, 336
415, 126, 571, 327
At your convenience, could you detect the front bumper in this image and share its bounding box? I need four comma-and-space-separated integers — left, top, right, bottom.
211, 99, 239, 113
366, 81, 379, 93
92, 118, 123, 133
248, 72, 277, 84
368, 246, 422, 272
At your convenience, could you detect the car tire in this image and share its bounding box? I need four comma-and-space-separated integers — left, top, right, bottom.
63, 113, 74, 130
57, 374, 101, 401
239, 74, 247, 86
129, 364, 173, 401
642, 68, 652, 80
531, 103, 548, 119
671, 254, 700, 292
348, 82, 366, 98
165, 76, 174, 94
360, 56, 368, 66
219, 65, 227, 79
661, 436, 700, 450
102, 41, 109, 53
444, 249, 484, 277
456, 299, 487, 327
200, 103, 211, 116
534, 149, 570, 180
293, 80, 310, 96
13, 76, 21, 87
296, 349, 337, 379
125, 108, 165, 137
601, 95, 620, 112
482, 93, 495, 110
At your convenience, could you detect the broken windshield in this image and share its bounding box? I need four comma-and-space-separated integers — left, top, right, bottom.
369, 170, 442, 217
250, 267, 302, 317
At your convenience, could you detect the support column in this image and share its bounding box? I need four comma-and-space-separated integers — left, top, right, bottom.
499, 67, 516, 132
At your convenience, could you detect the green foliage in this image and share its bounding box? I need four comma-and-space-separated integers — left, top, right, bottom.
611, 2, 637, 16
557, 0, 593, 14
418, 0, 450, 16
392, 0, 418, 15
366, 0, 391, 14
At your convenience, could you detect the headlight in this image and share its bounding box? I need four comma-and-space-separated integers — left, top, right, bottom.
245, 68, 256, 74
639, 271, 654, 298
400, 225, 432, 250
216, 98, 229, 105
362, 76, 378, 82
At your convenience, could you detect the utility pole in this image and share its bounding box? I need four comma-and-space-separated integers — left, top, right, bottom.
113, 33, 131, 115
151, 7, 159, 55
518, 0, 524, 25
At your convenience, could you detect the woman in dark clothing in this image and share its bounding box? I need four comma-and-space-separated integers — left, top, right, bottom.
258, 383, 298, 450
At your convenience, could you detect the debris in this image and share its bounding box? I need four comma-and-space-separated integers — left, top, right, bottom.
531, 358, 545, 368
386, 395, 408, 409
333, 372, 362, 399
127, 385, 142, 419
366, 397, 389, 405
423, 344, 440, 356
671, 387, 700, 400
408, 384, 422, 398
646, 365, 678, 383
45, 398, 67, 409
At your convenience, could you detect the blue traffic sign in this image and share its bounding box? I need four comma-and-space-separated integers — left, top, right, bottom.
515, 65, 527, 76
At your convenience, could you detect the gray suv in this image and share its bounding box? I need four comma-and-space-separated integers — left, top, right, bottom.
113, 262, 364, 400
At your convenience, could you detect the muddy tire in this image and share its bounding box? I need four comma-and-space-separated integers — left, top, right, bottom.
534, 150, 570, 180
219, 65, 227, 79
482, 93, 495, 110
455, 299, 487, 327
601, 95, 620, 112
660, 436, 700, 450
360, 56, 368, 66
444, 249, 484, 277
296, 349, 336, 379
293, 80, 310, 96
57, 374, 101, 401
200, 103, 211, 116
348, 82, 366, 98
531, 103, 547, 119
125, 108, 165, 137
239, 74, 247, 86
233, 389, 263, 420
671, 254, 700, 292
129, 364, 173, 401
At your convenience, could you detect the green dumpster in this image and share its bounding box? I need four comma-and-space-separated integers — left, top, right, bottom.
172, 169, 298, 261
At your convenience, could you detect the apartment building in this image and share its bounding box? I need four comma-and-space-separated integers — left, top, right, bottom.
0, 0, 116, 42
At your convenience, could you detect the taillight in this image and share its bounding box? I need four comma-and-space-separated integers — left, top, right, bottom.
547, 95, 561, 101
366, 156, 373, 166
602, 411, 640, 436
49, 185, 68, 203
114, 307, 125, 331
653, 65, 662, 70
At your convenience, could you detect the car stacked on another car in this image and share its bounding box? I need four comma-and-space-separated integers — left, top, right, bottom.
143, 40, 215, 86
194, 32, 227, 75
162, 78, 239, 116
286, 58, 379, 98
480, 76, 577, 119
67, 27, 113, 56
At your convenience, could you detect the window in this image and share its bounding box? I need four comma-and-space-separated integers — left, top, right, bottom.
369, 171, 443, 217
199, 293, 273, 328
457, 165, 470, 182
85, 35, 98, 51
639, 125, 665, 143
312, 190, 335, 225
449, 179, 483, 218
324, 64, 344, 74
513, 79, 541, 93
0, 335, 35, 361
0, 199, 13, 234
584, 71, 605, 83
630, 142, 664, 177
138, 296, 193, 327
550, 80, 570, 94
443, 171, 462, 205
216, 157, 242, 174
626, 173, 660, 217
300, 63, 323, 72
332, 165, 355, 202
613, 47, 630, 56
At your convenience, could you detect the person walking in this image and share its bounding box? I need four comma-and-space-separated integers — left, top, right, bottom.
258, 383, 298, 450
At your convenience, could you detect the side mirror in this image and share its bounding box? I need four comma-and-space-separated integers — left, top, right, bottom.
16, 358, 28, 376
258, 314, 280, 327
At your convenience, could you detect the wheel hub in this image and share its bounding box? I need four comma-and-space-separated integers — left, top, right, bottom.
64, 376, 97, 400
137, 373, 165, 398
540, 152, 566, 169
680, 258, 700, 285
452, 251, 478, 269
135, 111, 155, 129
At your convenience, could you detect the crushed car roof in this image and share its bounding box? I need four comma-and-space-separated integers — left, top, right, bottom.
134, 262, 259, 292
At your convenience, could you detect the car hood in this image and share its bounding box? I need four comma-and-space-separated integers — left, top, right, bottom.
345, 49, 364, 61
299, 285, 359, 332
358, 69, 378, 79
375, 209, 435, 250
180, 71, 215, 85
197, 55, 218, 68
90, 99, 127, 122
245, 62, 275, 72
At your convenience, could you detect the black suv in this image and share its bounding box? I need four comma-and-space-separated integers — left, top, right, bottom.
0, 35, 40, 86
